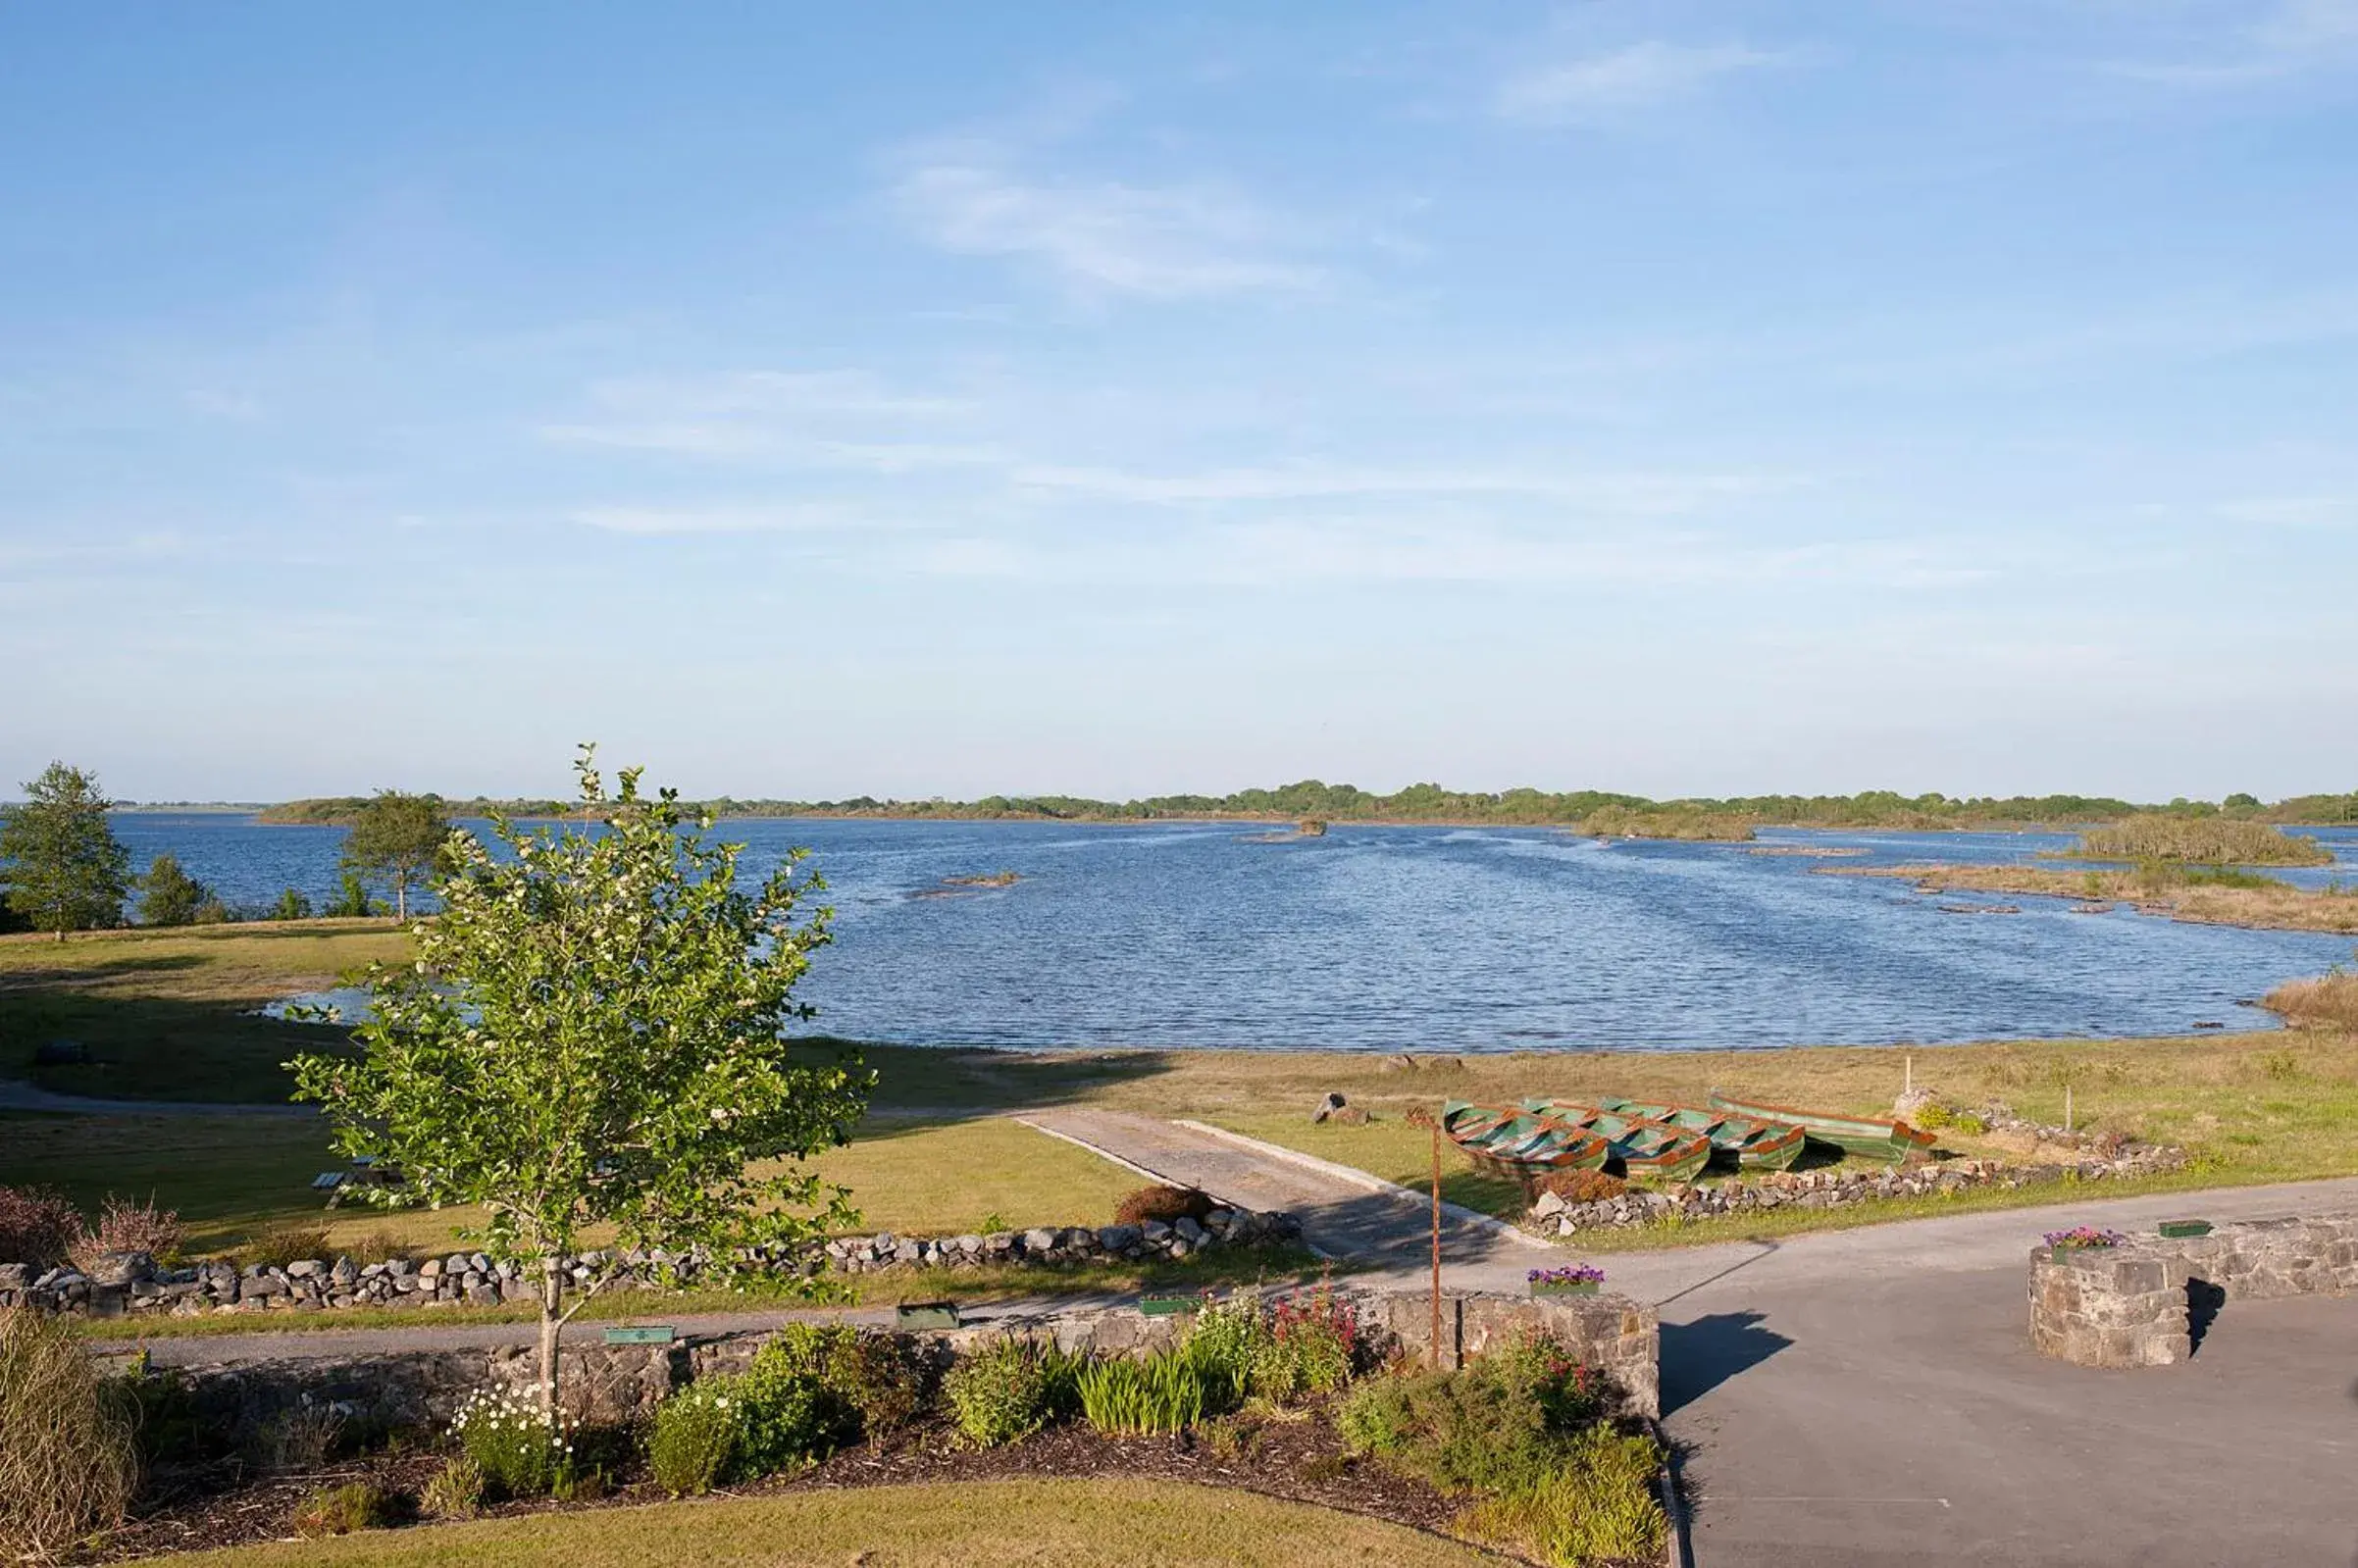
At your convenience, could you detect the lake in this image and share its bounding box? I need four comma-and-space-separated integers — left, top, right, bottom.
110, 814, 2357, 1054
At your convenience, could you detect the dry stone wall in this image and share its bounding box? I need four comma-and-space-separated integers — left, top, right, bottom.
0, 1208, 1300, 1321
2029, 1211, 2358, 1368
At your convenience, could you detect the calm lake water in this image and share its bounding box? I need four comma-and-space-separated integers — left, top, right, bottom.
112, 814, 2358, 1054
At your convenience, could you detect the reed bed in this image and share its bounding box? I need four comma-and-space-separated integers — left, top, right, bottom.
2068, 818, 2333, 866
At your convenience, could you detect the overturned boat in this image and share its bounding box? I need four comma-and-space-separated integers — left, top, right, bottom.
1439, 1100, 1611, 1182
1594, 1097, 1807, 1172
1705, 1090, 1935, 1165
1515, 1099, 1716, 1185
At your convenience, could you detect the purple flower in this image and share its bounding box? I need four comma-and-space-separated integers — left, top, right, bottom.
1528, 1264, 1608, 1285
2044, 1226, 2127, 1249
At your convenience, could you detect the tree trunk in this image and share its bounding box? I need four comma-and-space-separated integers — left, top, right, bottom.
538, 1257, 564, 1418
395, 880, 407, 922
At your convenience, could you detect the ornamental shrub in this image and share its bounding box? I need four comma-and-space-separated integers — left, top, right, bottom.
448, 1388, 571, 1499
419, 1455, 485, 1520
1251, 1284, 1364, 1400
1184, 1297, 1274, 1403
729, 1329, 864, 1476
1113, 1185, 1214, 1227
291, 1481, 390, 1538
648, 1385, 737, 1496
71, 1194, 184, 1273
747, 1323, 930, 1446
1340, 1331, 1608, 1494
1532, 1168, 1627, 1205
1461, 1424, 1666, 1567
1914, 1103, 1955, 1131
1076, 1348, 1213, 1437
0, 1187, 80, 1270
0, 1306, 137, 1561
943, 1339, 1082, 1447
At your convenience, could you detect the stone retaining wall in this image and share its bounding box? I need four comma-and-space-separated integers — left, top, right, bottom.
0, 1208, 1300, 1321
1531, 1145, 2185, 1238
91, 1286, 1660, 1431
2028, 1211, 2358, 1368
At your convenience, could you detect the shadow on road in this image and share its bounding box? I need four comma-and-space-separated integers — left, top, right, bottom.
1660, 1310, 1795, 1416
2187, 1278, 2226, 1355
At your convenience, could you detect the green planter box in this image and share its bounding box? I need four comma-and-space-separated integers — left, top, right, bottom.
2158, 1219, 2214, 1239
895, 1301, 959, 1331
601, 1325, 676, 1345
1139, 1295, 1201, 1317
1530, 1281, 1601, 1298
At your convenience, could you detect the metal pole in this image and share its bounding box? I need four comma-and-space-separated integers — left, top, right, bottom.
1408, 1105, 1445, 1370
1429, 1118, 1443, 1368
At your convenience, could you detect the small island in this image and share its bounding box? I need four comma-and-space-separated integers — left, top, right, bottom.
908, 870, 1023, 899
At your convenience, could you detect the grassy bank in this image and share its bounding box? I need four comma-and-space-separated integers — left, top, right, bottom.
1827, 863, 2358, 934
174, 1478, 1501, 1567
2064, 817, 2333, 866
2266, 970, 2358, 1033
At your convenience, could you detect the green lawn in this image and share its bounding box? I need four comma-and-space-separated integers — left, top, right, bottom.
0, 922, 406, 1101
173, 1478, 1504, 1567
0, 1112, 1148, 1256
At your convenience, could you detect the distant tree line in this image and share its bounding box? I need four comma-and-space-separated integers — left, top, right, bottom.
256, 781, 2358, 831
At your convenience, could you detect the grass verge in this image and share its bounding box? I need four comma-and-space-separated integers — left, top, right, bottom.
168, 1478, 1506, 1567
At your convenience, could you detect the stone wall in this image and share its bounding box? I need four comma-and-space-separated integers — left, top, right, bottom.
1531, 1145, 2186, 1238
2028, 1211, 2358, 1368
97, 1285, 1661, 1432
0, 1207, 1300, 1321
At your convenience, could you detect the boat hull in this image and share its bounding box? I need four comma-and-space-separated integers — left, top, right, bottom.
1440, 1101, 1612, 1182
1516, 1099, 1716, 1184
1596, 1098, 1807, 1172
1706, 1091, 1935, 1164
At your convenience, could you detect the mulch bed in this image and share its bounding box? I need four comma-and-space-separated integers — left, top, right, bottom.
91, 1402, 1503, 1564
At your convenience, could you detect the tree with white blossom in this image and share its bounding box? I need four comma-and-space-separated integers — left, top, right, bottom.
290, 747, 869, 1411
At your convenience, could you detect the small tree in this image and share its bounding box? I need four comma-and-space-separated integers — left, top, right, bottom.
289, 749, 868, 1412
272, 887, 313, 921
324, 872, 376, 918
137, 853, 213, 927
339, 790, 450, 921
0, 763, 130, 940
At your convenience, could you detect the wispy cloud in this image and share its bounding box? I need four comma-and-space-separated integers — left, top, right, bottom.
1496, 40, 1791, 124
2104, 0, 2358, 86
1005, 460, 1794, 510
889, 153, 1322, 300
567, 503, 884, 536
539, 370, 985, 462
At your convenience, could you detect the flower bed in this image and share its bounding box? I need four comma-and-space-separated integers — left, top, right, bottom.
1527, 1265, 1606, 1297
82, 1289, 1666, 1567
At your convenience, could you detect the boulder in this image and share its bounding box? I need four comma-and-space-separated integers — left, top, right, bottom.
1097, 1224, 1142, 1253
85, 1252, 155, 1289
1533, 1190, 1568, 1219
1311, 1091, 1349, 1124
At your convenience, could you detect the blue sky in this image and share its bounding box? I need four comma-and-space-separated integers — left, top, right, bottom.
4, 2, 2355, 803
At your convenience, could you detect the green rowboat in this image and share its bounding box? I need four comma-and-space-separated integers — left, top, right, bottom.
1595, 1098, 1807, 1172
1516, 1100, 1716, 1184
1705, 1090, 1936, 1164
1440, 1101, 1613, 1181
